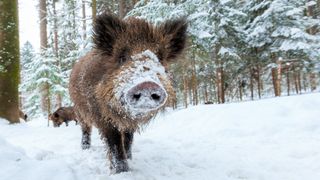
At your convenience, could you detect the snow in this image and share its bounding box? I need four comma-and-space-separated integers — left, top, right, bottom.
218, 47, 240, 59
1, 93, 320, 180
279, 41, 311, 51
306, 1, 317, 7
198, 31, 213, 39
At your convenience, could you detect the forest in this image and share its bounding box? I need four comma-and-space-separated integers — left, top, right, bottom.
1, 1, 320, 179
1, 0, 320, 122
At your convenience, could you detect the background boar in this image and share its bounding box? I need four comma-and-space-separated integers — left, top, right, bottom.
49, 106, 77, 127
69, 14, 187, 173
19, 110, 27, 121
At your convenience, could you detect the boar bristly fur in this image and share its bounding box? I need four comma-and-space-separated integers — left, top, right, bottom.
69, 13, 187, 174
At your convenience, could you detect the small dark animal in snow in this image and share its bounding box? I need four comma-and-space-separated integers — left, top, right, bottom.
69, 13, 187, 173
49, 106, 78, 127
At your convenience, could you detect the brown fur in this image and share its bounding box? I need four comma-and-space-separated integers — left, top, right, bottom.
49, 106, 78, 127
69, 14, 187, 173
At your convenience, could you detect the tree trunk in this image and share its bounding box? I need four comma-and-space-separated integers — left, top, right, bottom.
82, 0, 87, 45
119, 0, 127, 19
183, 71, 188, 108
53, 1, 58, 57
276, 60, 282, 96
0, 0, 20, 123
310, 73, 317, 91
250, 68, 254, 100
286, 67, 290, 96
188, 78, 192, 105
271, 68, 279, 96
191, 54, 198, 105
191, 73, 198, 105
306, 1, 317, 34
259, 64, 264, 92
39, 0, 50, 114
221, 68, 225, 103
306, 1, 317, 91
204, 82, 208, 103
216, 66, 224, 103
92, 0, 97, 22
52, 0, 62, 109
257, 65, 261, 99
303, 73, 307, 92
297, 71, 302, 93
294, 71, 299, 94
47, 92, 51, 127
271, 60, 282, 97
39, 0, 48, 50
212, 45, 224, 104
238, 80, 243, 101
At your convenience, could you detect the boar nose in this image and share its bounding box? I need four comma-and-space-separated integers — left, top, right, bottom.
126, 81, 167, 110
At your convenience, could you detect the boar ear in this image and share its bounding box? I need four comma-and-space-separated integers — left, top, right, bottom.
93, 14, 126, 55
160, 17, 188, 60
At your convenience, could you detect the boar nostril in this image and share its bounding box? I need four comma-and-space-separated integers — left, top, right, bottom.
133, 93, 141, 101
151, 93, 160, 101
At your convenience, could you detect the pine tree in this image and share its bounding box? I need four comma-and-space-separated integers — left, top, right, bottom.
244, 0, 320, 97
20, 41, 36, 109
128, 0, 246, 104
20, 49, 65, 118
20, 42, 35, 72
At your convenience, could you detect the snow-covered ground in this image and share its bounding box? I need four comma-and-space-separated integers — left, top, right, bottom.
1, 93, 320, 180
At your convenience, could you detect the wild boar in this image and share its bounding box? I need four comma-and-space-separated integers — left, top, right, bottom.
49, 106, 77, 127
19, 109, 27, 121
69, 14, 187, 173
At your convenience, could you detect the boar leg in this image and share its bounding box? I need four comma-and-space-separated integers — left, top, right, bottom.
124, 131, 134, 159
81, 122, 92, 149
104, 126, 129, 173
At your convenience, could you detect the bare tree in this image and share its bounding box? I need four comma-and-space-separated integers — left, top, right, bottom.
52, 0, 62, 108
82, 0, 87, 42
92, 0, 97, 22
119, 0, 127, 19
39, 0, 51, 116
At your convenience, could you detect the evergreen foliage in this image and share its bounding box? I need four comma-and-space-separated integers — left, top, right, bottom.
19, 0, 320, 114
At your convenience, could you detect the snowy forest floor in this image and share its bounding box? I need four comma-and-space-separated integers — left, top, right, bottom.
1, 93, 320, 180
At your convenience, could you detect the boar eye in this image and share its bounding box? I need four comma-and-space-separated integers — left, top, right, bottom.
157, 48, 165, 62
119, 55, 127, 65
117, 47, 130, 66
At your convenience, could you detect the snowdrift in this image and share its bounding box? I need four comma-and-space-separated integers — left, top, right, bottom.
0, 93, 320, 180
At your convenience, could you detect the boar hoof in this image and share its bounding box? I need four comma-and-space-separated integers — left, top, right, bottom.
111, 160, 129, 174
81, 142, 91, 150
82, 144, 90, 150
126, 151, 132, 160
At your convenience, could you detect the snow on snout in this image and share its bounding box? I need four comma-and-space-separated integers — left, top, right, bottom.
126, 81, 167, 111
114, 50, 168, 117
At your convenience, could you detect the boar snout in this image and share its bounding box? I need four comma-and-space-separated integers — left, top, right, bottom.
126, 81, 167, 110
